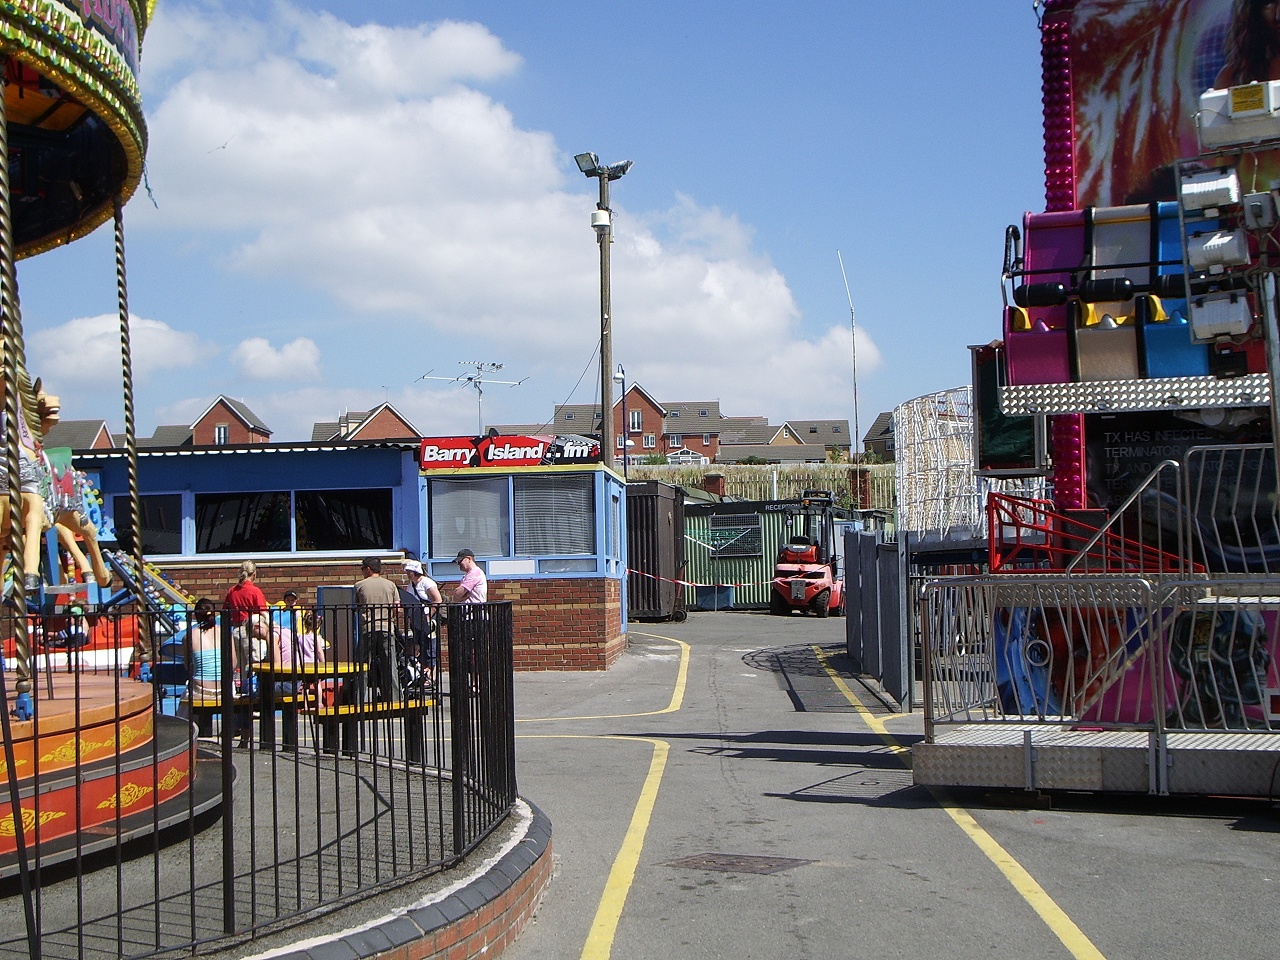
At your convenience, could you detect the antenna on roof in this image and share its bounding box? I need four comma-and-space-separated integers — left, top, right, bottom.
837, 251, 861, 477
418, 361, 527, 435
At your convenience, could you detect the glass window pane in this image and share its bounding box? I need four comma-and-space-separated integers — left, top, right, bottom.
195, 492, 291, 553
430, 477, 510, 558
114, 494, 183, 555
295, 489, 392, 551
513, 475, 595, 556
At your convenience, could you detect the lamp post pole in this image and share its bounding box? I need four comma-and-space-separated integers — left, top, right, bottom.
576, 152, 632, 473
615, 364, 629, 480
596, 172, 615, 469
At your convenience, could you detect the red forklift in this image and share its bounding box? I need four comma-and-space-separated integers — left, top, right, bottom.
769, 490, 845, 617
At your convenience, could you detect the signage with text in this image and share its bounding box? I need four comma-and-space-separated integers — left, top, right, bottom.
419, 434, 602, 470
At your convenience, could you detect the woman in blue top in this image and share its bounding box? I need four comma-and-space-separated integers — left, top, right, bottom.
187, 598, 234, 699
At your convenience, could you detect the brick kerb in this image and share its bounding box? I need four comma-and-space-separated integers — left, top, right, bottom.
244, 799, 552, 960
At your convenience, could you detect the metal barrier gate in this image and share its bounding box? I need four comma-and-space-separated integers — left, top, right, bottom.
920, 576, 1280, 795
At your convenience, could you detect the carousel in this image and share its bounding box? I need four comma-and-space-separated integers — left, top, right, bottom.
0, 1, 218, 881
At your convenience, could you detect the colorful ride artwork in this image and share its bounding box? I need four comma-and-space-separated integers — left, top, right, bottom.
980, 0, 1280, 732
0, 1, 211, 875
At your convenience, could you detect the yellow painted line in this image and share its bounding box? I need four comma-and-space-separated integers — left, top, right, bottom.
518, 734, 669, 960
517, 634, 690, 722
812, 646, 1108, 960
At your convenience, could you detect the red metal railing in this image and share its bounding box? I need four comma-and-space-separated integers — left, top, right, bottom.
988, 492, 1201, 574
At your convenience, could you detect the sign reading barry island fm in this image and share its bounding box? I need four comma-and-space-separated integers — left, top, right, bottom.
419, 434, 602, 470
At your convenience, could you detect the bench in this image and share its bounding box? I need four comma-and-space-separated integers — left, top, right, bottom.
183, 695, 253, 738
256, 691, 312, 749
300, 698, 435, 759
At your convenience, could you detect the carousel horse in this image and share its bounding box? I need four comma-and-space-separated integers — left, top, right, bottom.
0, 370, 55, 595
35, 387, 112, 589
0, 375, 112, 595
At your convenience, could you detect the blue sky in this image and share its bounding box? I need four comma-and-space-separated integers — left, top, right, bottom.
19, 1, 1046, 444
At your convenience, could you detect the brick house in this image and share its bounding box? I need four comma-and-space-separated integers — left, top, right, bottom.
120, 395, 274, 448
499, 383, 850, 466
311, 403, 420, 442
863, 411, 895, 462
43, 419, 114, 450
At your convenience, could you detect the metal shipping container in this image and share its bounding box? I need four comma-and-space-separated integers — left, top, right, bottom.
625, 481, 687, 621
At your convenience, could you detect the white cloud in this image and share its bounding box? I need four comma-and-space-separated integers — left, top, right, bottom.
127, 3, 868, 438
27, 314, 205, 385
230, 337, 321, 381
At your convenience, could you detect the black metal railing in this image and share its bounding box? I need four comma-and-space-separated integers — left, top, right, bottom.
0, 599, 516, 960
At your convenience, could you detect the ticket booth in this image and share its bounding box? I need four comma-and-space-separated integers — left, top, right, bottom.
417, 434, 628, 669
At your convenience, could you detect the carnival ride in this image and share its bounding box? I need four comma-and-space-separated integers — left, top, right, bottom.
913, 2, 1280, 796
0, 1, 224, 878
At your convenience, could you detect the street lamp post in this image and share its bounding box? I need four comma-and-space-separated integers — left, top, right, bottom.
575, 151, 632, 470
614, 363, 629, 480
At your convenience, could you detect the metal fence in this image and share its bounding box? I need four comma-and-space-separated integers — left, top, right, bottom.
0, 600, 516, 960
923, 576, 1280, 738
628, 463, 896, 511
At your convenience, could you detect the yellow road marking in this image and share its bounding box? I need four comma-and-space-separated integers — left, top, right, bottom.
517, 634, 690, 722
812, 646, 1108, 960
518, 734, 669, 960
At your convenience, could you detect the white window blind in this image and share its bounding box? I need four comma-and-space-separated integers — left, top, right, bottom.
514, 475, 595, 555
430, 478, 510, 557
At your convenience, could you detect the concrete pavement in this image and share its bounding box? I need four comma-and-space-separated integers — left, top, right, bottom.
503, 610, 1280, 960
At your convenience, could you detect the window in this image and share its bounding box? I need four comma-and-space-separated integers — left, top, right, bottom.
703, 434, 711, 445
114, 494, 183, 555
294, 490, 392, 551
644, 434, 656, 449
196, 492, 291, 552
670, 410, 680, 418
833, 425, 842, 434
565, 412, 575, 421
616, 436, 625, 449
214, 423, 229, 445
429, 477, 510, 558
698, 409, 708, 417
669, 434, 682, 447
629, 409, 642, 433
809, 426, 818, 434
514, 475, 595, 555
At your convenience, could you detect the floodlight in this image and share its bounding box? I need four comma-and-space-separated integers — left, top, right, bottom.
575, 152, 600, 175
603, 160, 634, 180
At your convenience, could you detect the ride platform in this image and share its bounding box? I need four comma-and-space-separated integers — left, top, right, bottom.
0, 673, 221, 877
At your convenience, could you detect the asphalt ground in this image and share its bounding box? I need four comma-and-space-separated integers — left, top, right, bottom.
502, 610, 1280, 960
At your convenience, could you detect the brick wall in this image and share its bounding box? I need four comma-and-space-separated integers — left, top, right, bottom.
151, 557, 626, 671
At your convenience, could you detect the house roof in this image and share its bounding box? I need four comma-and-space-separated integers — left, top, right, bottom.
310, 421, 341, 442
714, 443, 831, 464
551, 403, 601, 432
347, 403, 418, 440
863, 411, 894, 443
786, 419, 852, 447
191, 395, 272, 435
43, 419, 113, 450
129, 425, 195, 448
485, 423, 554, 436
661, 400, 723, 422
717, 417, 780, 445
